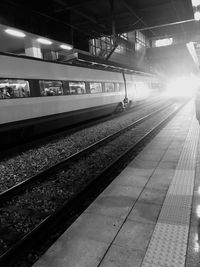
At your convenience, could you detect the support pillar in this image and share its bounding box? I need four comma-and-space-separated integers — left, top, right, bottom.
25, 40, 43, 59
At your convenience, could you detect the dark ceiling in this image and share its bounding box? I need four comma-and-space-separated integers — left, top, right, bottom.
0, 0, 195, 50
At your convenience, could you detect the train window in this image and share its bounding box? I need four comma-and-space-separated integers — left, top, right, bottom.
39, 80, 63, 96
69, 82, 86, 94
127, 83, 135, 90
0, 79, 30, 99
105, 83, 115, 92
89, 82, 102, 93
115, 83, 125, 92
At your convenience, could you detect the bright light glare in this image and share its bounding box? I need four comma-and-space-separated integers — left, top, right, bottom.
165, 76, 199, 98
5, 29, 26, 38
197, 205, 200, 218
192, 0, 200, 7
136, 83, 150, 99
37, 38, 52, 45
194, 234, 200, 252
194, 11, 200, 20
60, 44, 73, 50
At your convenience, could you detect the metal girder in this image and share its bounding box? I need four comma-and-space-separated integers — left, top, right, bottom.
138, 0, 173, 11
139, 0, 192, 15
105, 43, 118, 60
136, 19, 195, 32
120, 0, 157, 37
109, 0, 116, 39
54, 0, 106, 32
54, 0, 95, 12
1, 0, 97, 39
170, 0, 186, 38
0, 0, 196, 50
73, 9, 106, 30
114, 19, 195, 41
73, 11, 132, 27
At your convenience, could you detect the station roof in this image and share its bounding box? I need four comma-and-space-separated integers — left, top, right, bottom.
0, 0, 196, 50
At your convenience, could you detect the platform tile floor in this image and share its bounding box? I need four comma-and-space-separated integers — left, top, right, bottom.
33, 100, 200, 267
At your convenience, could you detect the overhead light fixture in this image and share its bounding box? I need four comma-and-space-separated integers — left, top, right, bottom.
37, 38, 52, 45
60, 44, 73, 50
192, 0, 200, 7
155, 38, 173, 47
194, 11, 200, 20
5, 28, 26, 38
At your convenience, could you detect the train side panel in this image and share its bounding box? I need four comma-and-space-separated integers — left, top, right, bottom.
0, 92, 124, 124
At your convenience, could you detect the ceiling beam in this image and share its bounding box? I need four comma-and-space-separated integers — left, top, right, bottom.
170, 0, 186, 38
120, 0, 157, 37
73, 9, 106, 30
109, 0, 116, 39
137, 0, 173, 11
54, 0, 106, 32
137, 19, 194, 32
54, 0, 95, 12
113, 18, 195, 38
73, 11, 132, 27
2, 0, 98, 39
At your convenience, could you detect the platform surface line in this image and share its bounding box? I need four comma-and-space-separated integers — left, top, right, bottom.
141, 118, 199, 267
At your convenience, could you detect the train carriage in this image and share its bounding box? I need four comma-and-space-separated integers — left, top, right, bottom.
0, 52, 160, 147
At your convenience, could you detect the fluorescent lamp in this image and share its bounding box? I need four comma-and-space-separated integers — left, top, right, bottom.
5, 29, 26, 37
155, 38, 173, 47
60, 44, 73, 50
194, 11, 200, 20
37, 38, 52, 45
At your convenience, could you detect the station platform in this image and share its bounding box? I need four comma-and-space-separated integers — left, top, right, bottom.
33, 100, 200, 267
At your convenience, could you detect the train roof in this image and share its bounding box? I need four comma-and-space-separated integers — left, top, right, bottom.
0, 51, 154, 77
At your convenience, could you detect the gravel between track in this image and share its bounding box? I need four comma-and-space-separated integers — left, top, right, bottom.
0, 99, 171, 192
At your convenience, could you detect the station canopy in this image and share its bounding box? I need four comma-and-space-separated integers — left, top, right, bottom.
0, 0, 196, 50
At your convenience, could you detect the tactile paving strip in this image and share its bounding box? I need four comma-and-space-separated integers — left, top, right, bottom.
141, 118, 199, 267
159, 205, 191, 225
143, 225, 188, 267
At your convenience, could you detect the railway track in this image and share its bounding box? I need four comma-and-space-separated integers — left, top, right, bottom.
0, 101, 174, 202
0, 100, 187, 266
0, 95, 169, 160
0, 97, 176, 196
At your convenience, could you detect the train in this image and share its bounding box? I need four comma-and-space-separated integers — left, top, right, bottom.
0, 52, 162, 148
